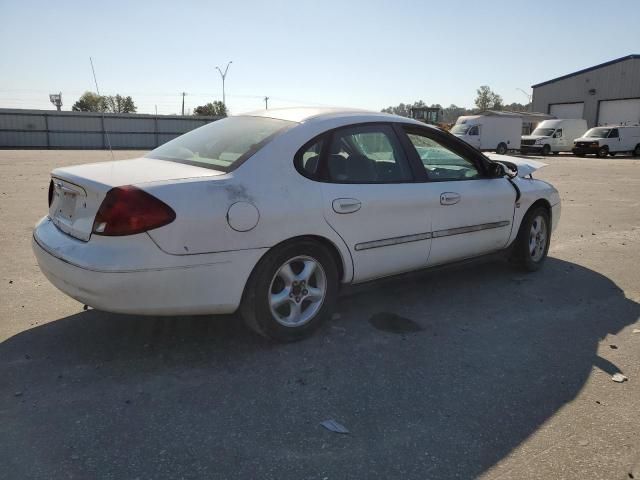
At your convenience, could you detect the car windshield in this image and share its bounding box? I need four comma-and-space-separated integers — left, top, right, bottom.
532, 128, 555, 136
584, 128, 611, 138
450, 124, 470, 135
146, 116, 294, 171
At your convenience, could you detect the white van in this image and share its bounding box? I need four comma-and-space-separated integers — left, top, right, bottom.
521, 119, 588, 155
451, 114, 522, 154
572, 125, 640, 157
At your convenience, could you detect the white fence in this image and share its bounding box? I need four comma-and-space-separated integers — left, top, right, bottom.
0, 109, 221, 149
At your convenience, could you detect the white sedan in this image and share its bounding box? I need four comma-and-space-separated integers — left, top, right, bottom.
33, 108, 561, 341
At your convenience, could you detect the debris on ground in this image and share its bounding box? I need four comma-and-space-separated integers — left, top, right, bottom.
14, 391, 23, 397
609, 345, 618, 349
611, 373, 628, 383
633, 329, 640, 334
320, 419, 349, 434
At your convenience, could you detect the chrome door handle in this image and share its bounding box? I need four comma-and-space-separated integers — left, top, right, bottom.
332, 198, 362, 214
440, 192, 461, 205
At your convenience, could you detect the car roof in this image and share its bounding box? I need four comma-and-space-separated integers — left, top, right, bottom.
240, 106, 426, 126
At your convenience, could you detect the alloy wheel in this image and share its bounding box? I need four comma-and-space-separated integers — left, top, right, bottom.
268, 255, 327, 327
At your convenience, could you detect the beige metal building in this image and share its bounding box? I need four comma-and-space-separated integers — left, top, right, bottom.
531, 54, 640, 127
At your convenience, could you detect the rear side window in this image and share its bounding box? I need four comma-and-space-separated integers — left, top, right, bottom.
146, 116, 294, 171
326, 125, 412, 183
299, 139, 323, 175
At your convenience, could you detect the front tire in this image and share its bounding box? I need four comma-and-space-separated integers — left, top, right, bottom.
634, 144, 640, 157
542, 144, 551, 156
240, 240, 339, 342
597, 146, 609, 158
510, 206, 551, 272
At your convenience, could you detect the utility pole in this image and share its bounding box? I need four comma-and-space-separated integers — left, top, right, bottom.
155, 104, 158, 115
264, 96, 269, 110
215, 61, 232, 108
181, 92, 187, 116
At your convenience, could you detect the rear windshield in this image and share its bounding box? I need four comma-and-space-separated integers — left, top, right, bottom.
146, 116, 294, 171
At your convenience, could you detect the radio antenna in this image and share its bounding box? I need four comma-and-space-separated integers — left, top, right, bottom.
89, 57, 114, 161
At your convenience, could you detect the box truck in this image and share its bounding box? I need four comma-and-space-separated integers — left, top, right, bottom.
451, 114, 522, 154
521, 119, 588, 155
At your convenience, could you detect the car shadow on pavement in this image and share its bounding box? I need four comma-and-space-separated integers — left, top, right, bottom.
1, 258, 638, 479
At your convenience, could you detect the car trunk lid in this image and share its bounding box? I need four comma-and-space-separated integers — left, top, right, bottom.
49, 157, 225, 241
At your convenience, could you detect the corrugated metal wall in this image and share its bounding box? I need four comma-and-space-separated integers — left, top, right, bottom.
0, 109, 221, 149
531, 57, 640, 127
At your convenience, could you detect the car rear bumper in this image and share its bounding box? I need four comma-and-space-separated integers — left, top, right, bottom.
32, 216, 267, 315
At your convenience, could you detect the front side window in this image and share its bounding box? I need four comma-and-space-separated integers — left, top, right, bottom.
146, 116, 294, 171
609, 128, 619, 138
468, 125, 479, 136
405, 131, 481, 181
326, 125, 412, 183
553, 128, 563, 138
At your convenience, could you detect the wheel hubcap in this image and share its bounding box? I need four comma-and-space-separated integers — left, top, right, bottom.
528, 215, 548, 262
269, 255, 326, 327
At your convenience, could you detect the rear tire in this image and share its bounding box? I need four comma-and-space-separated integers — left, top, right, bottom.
609, 152, 616, 157
542, 144, 551, 156
597, 146, 609, 158
240, 240, 339, 342
496, 143, 508, 155
634, 144, 640, 157
510, 206, 551, 272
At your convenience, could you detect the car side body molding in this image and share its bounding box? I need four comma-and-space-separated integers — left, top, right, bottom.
354, 220, 511, 251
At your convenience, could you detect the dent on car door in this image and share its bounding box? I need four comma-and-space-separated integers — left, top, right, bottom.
401, 126, 516, 266
307, 124, 433, 282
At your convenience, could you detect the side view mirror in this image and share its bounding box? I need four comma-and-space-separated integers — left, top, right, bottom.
490, 161, 517, 178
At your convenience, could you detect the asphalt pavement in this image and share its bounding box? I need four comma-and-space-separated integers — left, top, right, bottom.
1, 150, 639, 479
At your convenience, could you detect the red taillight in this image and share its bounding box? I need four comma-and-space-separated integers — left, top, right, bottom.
92, 186, 176, 236
48, 180, 54, 207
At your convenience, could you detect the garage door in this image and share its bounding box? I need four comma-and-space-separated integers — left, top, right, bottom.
549, 103, 584, 119
598, 99, 640, 126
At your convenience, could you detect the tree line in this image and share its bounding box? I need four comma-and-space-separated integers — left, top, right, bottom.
381, 85, 530, 124
71, 91, 228, 116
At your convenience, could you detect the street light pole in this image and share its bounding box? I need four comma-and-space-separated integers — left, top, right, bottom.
516, 88, 532, 111
264, 96, 269, 110
215, 61, 233, 108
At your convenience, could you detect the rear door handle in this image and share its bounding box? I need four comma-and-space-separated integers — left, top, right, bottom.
332, 198, 362, 214
440, 192, 461, 205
